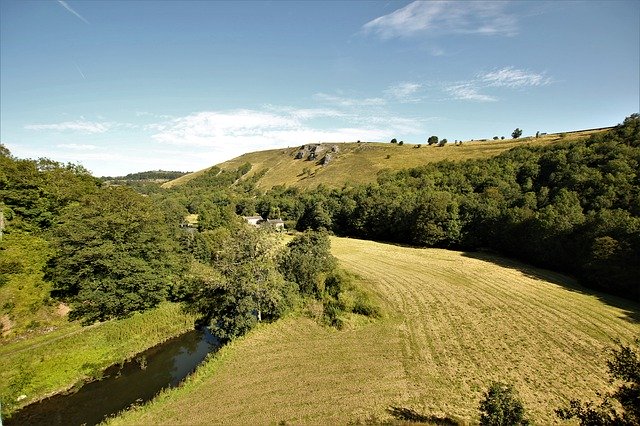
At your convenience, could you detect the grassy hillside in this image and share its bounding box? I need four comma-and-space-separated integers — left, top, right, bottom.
109, 237, 639, 425
163, 128, 611, 190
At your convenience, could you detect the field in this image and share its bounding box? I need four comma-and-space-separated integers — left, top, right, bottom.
109, 237, 639, 425
163, 129, 611, 190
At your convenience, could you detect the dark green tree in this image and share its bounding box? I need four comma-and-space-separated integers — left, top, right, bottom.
427, 135, 439, 145
45, 187, 184, 324
390, 138, 397, 144
479, 382, 529, 425
278, 231, 337, 296
512, 128, 523, 139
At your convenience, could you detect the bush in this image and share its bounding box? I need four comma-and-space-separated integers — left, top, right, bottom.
390, 138, 397, 144
479, 382, 529, 425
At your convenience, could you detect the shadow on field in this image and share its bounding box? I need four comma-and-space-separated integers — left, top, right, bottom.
387, 406, 459, 425
461, 251, 640, 324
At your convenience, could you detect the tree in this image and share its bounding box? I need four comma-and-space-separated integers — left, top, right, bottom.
278, 230, 337, 296
512, 128, 523, 139
390, 138, 397, 144
398, 140, 404, 145
479, 382, 529, 425
438, 139, 448, 147
184, 226, 297, 340
45, 187, 184, 324
556, 338, 639, 425
428, 135, 439, 145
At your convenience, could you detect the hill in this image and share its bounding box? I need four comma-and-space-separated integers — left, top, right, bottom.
162, 128, 611, 190
109, 237, 640, 425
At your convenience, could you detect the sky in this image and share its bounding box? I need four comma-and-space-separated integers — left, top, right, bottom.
1, 1, 638, 177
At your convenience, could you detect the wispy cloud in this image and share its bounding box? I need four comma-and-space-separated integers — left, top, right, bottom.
362, 1, 517, 39
480, 67, 552, 88
263, 105, 345, 120
313, 92, 386, 107
57, 1, 90, 25
57, 143, 99, 150
385, 82, 423, 103
445, 83, 496, 102
443, 66, 551, 102
25, 120, 110, 134
74, 62, 86, 80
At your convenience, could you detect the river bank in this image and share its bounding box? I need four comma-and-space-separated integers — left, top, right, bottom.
0, 302, 196, 419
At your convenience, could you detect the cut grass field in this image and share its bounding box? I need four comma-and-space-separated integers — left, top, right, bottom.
163, 128, 611, 191
109, 237, 639, 425
0, 302, 196, 418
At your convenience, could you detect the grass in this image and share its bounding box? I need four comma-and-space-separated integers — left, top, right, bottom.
0, 302, 196, 418
108, 237, 639, 425
163, 128, 611, 190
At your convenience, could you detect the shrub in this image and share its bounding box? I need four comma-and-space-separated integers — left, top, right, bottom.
479, 382, 529, 425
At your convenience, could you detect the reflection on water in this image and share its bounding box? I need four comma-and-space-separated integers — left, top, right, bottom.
6, 328, 220, 426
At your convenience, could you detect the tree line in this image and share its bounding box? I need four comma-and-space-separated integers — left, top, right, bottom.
249, 114, 640, 301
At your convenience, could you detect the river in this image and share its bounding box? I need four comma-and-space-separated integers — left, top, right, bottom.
5, 328, 220, 426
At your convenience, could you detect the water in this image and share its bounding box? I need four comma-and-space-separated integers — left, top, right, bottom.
5, 328, 220, 426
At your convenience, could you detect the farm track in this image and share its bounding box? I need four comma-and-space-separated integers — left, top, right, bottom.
330, 237, 640, 422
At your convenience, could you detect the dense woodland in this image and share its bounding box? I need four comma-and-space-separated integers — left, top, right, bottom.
1, 114, 638, 340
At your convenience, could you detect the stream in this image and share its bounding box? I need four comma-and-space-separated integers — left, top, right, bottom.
5, 328, 220, 426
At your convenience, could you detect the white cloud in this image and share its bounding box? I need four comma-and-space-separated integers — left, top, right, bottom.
25, 120, 110, 134
150, 107, 426, 163
263, 105, 345, 120
480, 67, 552, 88
57, 143, 99, 150
445, 83, 497, 102
313, 93, 386, 107
57, 1, 90, 24
385, 82, 423, 103
362, 1, 517, 39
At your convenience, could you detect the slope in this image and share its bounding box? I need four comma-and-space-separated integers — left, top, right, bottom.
162, 129, 611, 190
109, 237, 639, 425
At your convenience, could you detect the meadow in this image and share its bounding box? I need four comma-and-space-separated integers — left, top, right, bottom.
109, 237, 639, 424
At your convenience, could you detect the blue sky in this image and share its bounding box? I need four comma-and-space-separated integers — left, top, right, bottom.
1, 0, 638, 176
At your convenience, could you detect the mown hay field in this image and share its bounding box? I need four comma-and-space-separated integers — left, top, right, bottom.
110, 237, 639, 425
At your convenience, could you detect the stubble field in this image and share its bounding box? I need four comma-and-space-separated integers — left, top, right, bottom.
110, 237, 639, 424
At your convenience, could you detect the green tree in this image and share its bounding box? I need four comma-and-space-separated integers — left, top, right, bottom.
184, 226, 297, 340
390, 138, 397, 144
278, 231, 337, 296
427, 135, 439, 145
512, 128, 523, 139
556, 338, 640, 425
45, 187, 184, 324
479, 382, 529, 425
